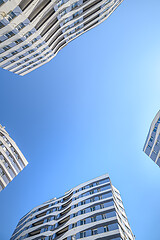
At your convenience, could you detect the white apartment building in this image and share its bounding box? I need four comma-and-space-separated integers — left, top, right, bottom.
0, 0, 124, 76
143, 110, 160, 167
10, 174, 135, 240
0, 124, 28, 191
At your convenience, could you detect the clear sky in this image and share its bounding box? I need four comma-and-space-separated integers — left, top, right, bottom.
0, 0, 160, 239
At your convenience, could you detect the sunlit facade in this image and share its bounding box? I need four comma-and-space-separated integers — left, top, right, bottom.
0, 124, 28, 192
143, 110, 160, 167
0, 0, 123, 76
10, 174, 135, 240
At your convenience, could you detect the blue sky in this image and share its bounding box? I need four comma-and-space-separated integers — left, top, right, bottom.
0, 0, 160, 239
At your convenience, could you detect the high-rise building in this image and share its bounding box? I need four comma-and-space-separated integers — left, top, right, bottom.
143, 110, 160, 167
0, 124, 28, 192
0, 0, 123, 76
10, 174, 135, 240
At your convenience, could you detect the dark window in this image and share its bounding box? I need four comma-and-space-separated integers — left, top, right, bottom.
5, 31, 15, 38
16, 22, 25, 31
7, 11, 16, 22
25, 31, 32, 38
0, 0, 4, 7
12, 51, 18, 55
0, 21, 4, 29
3, 46, 11, 51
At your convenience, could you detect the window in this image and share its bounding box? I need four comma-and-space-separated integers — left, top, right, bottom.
74, 19, 79, 26
43, 227, 48, 232
46, 218, 51, 222
16, 22, 25, 31
5, 31, 15, 38
28, 50, 34, 54
81, 200, 85, 205
90, 197, 95, 202
73, 212, 78, 217
57, 0, 65, 8
153, 126, 157, 132
37, 43, 43, 48
0, 0, 4, 7
74, 204, 78, 208
29, 61, 34, 66
108, 223, 119, 231
91, 229, 98, 235
104, 226, 109, 232
31, 38, 38, 44
15, 39, 23, 44
44, 51, 50, 56
41, 47, 47, 52
72, 2, 78, 9
153, 150, 157, 154
100, 178, 110, 184
91, 216, 96, 222
12, 51, 18, 55
150, 136, 153, 142
25, 31, 32, 38
19, 55, 24, 59
33, 54, 39, 58
0, 168, 4, 177
64, 17, 70, 24
80, 219, 86, 225
72, 222, 77, 228
80, 209, 85, 214
100, 204, 104, 209
80, 231, 86, 238
7, 11, 16, 22
90, 206, 95, 212
102, 214, 106, 219
0, 21, 5, 29
37, 57, 43, 60
73, 12, 79, 18
24, 58, 30, 62
3, 46, 11, 51
22, 45, 30, 50
60, 9, 67, 17
2, 174, 9, 184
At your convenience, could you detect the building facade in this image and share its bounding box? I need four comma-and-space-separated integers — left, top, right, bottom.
143, 110, 160, 167
0, 0, 123, 76
0, 124, 28, 192
10, 174, 135, 240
